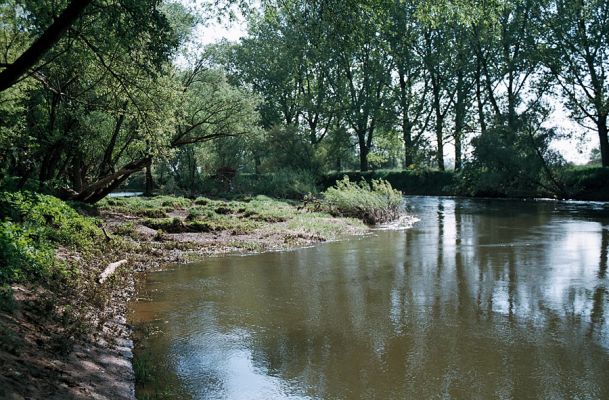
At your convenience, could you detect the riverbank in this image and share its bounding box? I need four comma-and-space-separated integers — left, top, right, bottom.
0, 194, 369, 399
319, 165, 609, 200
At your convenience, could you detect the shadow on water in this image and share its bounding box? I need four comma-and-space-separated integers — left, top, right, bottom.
130, 196, 609, 400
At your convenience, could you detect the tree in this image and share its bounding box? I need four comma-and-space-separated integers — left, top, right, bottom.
227, 14, 302, 128
385, 0, 431, 169
0, 0, 93, 92
420, 25, 455, 171
326, 1, 393, 171
450, 24, 476, 171
545, 0, 609, 166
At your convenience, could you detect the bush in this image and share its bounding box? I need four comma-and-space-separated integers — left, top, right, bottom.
312, 176, 403, 225
320, 169, 455, 196
0, 191, 102, 285
0, 284, 15, 312
559, 166, 609, 201
234, 169, 317, 199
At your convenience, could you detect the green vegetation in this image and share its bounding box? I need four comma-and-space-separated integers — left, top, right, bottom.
310, 177, 404, 225
560, 166, 609, 201
1, 0, 608, 396
100, 194, 371, 236
0, 190, 132, 366
233, 170, 318, 199
99, 196, 191, 218
1, 0, 608, 203
0, 192, 102, 286
321, 169, 455, 196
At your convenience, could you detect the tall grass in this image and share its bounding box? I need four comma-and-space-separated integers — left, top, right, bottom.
311, 176, 403, 224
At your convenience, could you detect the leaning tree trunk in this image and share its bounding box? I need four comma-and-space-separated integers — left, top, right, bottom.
0, 0, 93, 92
63, 157, 151, 203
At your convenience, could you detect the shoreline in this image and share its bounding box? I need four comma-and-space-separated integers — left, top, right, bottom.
0, 196, 370, 400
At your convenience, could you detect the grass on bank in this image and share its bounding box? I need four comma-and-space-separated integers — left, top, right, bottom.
101, 195, 306, 234
0, 191, 131, 350
102, 176, 403, 239
0, 191, 103, 286
308, 176, 404, 225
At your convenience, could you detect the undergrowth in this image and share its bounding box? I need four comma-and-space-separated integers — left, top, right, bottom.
0, 191, 102, 285
309, 176, 404, 224
0, 191, 132, 353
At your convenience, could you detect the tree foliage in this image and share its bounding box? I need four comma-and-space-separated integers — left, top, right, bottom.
1, 0, 608, 201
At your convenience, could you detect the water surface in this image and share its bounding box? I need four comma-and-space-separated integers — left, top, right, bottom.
131, 196, 609, 399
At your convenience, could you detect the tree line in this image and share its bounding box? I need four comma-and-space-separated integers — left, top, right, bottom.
1, 0, 607, 201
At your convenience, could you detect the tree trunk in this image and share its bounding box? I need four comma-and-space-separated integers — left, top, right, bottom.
454, 135, 462, 171
71, 154, 84, 192
431, 75, 444, 171
358, 134, 369, 172
0, 0, 93, 92
454, 73, 466, 171
435, 116, 445, 171
475, 59, 487, 135
99, 102, 128, 177
399, 71, 414, 169
403, 121, 414, 168
598, 114, 609, 167
64, 157, 151, 203
254, 156, 261, 175
144, 159, 155, 196
38, 143, 64, 190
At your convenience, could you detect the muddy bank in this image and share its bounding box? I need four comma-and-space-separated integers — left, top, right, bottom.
1, 196, 369, 400
0, 286, 134, 400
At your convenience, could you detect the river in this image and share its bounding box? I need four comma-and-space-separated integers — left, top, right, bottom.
130, 196, 609, 399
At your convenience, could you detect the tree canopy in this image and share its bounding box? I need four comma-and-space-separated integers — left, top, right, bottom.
0, 0, 607, 201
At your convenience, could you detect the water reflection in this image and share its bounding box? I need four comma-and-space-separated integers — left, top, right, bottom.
131, 197, 609, 399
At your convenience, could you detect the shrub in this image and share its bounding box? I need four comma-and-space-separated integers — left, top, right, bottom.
559, 166, 609, 201
0, 284, 15, 312
320, 169, 455, 196
312, 176, 403, 225
0, 222, 56, 284
0, 191, 102, 285
234, 169, 318, 199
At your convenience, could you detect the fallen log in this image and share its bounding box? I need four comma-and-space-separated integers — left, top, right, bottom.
99, 259, 128, 283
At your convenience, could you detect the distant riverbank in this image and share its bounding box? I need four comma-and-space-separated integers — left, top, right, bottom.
319, 165, 609, 201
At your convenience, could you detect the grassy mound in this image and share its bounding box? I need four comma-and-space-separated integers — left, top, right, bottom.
0, 191, 128, 350
310, 176, 404, 225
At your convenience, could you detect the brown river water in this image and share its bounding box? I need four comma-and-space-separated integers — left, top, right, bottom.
130, 196, 609, 399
